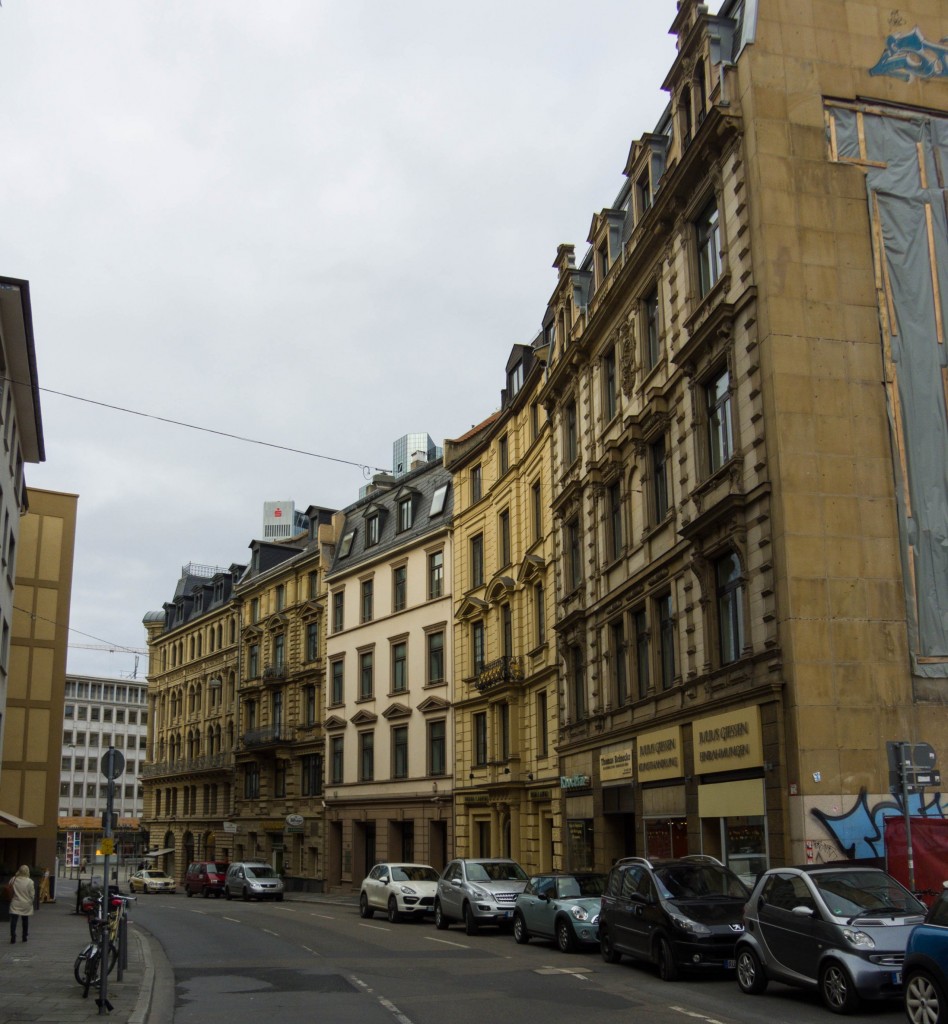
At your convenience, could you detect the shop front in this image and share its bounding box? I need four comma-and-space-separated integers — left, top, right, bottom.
637, 725, 688, 860
599, 742, 635, 863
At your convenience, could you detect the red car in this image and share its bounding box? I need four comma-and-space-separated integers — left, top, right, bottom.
184, 861, 229, 898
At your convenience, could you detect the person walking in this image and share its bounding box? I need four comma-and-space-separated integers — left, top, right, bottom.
9, 865, 35, 943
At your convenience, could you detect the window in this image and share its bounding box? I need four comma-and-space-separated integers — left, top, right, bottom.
428, 550, 444, 599
657, 592, 675, 689
499, 509, 511, 566
707, 367, 734, 473
470, 465, 482, 503
498, 434, 509, 475
392, 725, 409, 779
716, 552, 746, 665
304, 685, 316, 726
330, 659, 344, 705
306, 621, 318, 661
531, 480, 542, 542
248, 643, 259, 679
301, 753, 322, 796
430, 483, 448, 516
274, 760, 287, 799
244, 763, 260, 799
531, 402, 540, 441
428, 720, 446, 776
570, 645, 586, 720
644, 288, 660, 371
537, 690, 548, 758
501, 604, 513, 658
65, 704, 74, 720
564, 400, 578, 464
608, 481, 623, 561
652, 435, 669, 523
470, 533, 484, 588
427, 630, 444, 684
397, 497, 413, 532
471, 621, 485, 676
611, 619, 628, 705
392, 564, 407, 611
534, 583, 546, 646
498, 702, 510, 761
637, 170, 652, 216
275, 584, 285, 611
308, 570, 319, 599
597, 242, 609, 286
251, 597, 260, 623
273, 633, 285, 670
696, 197, 722, 297
359, 732, 374, 781
473, 712, 488, 766
361, 579, 374, 623
366, 514, 380, 546
508, 360, 524, 398
634, 609, 650, 699
332, 591, 344, 633
392, 641, 407, 693
330, 736, 344, 784
567, 519, 582, 591
359, 650, 374, 699
603, 347, 617, 422
338, 530, 355, 558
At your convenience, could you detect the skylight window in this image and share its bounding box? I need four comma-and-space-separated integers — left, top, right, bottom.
338, 530, 355, 558
430, 484, 449, 516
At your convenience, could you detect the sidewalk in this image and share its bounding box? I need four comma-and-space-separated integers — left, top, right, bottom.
0, 881, 154, 1024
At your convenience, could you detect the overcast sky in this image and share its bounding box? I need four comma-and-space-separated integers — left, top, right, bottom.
1, 1, 692, 680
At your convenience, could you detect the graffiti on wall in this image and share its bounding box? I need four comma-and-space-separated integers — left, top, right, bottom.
869, 28, 948, 81
811, 787, 946, 860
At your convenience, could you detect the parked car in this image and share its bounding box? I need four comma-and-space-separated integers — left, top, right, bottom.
434, 858, 529, 934
359, 863, 440, 922
224, 862, 284, 902
736, 864, 926, 1014
128, 869, 176, 894
598, 855, 750, 981
513, 871, 608, 952
184, 861, 230, 899
904, 885, 948, 1024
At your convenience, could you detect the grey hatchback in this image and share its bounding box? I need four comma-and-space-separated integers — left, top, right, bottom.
736, 864, 926, 1014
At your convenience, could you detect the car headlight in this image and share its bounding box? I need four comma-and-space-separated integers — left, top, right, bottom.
466, 884, 490, 899
398, 885, 418, 895
667, 909, 711, 937
569, 905, 590, 922
842, 927, 875, 949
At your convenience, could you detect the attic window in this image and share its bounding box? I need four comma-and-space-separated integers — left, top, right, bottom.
366, 514, 380, 547
339, 530, 355, 558
430, 484, 448, 516
397, 497, 413, 532
508, 360, 524, 398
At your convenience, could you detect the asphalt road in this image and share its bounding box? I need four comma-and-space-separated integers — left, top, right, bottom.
129, 894, 906, 1024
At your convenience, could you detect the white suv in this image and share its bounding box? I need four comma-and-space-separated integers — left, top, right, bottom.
434, 858, 528, 934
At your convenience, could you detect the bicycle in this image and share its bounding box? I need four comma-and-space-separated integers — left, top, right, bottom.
74, 891, 135, 998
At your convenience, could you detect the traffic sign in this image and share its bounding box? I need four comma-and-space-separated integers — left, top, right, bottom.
100, 748, 125, 780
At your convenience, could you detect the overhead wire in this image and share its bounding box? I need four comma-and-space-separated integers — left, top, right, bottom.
14, 604, 145, 653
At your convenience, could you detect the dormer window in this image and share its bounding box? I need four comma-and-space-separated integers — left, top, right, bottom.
397, 497, 413, 532
508, 360, 524, 398
637, 171, 652, 218
597, 241, 609, 285
366, 513, 380, 546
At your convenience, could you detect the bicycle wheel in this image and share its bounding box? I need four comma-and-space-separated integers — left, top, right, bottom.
82, 947, 102, 997
74, 945, 96, 986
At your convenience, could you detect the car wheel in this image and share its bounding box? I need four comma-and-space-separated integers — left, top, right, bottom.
513, 911, 530, 944
600, 925, 622, 964
186, 887, 193, 898
387, 896, 401, 924
556, 918, 577, 954
434, 900, 448, 930
463, 903, 479, 936
242, 886, 251, 903
655, 936, 680, 982
905, 968, 945, 1024
202, 887, 209, 898
359, 893, 374, 919
225, 887, 232, 901
736, 946, 768, 995
820, 961, 861, 1015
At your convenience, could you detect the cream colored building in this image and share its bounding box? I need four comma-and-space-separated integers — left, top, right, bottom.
444, 344, 560, 873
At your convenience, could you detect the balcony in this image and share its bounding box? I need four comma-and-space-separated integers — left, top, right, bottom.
243, 725, 284, 748
262, 664, 287, 685
141, 751, 234, 779
474, 656, 524, 693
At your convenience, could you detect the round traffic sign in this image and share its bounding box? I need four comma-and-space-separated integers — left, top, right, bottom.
101, 748, 126, 780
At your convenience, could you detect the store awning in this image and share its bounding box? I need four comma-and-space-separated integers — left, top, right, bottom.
143, 848, 174, 858
0, 810, 37, 829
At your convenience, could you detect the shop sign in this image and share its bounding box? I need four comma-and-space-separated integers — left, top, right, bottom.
285, 814, 305, 834
559, 774, 591, 791
600, 743, 634, 783
462, 794, 490, 805
261, 819, 286, 832
637, 726, 683, 782
693, 706, 762, 774
528, 789, 552, 802
222, 821, 237, 833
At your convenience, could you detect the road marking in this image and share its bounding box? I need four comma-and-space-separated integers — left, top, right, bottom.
424, 936, 470, 949
350, 976, 416, 1024
301, 944, 322, 956
535, 966, 591, 979
669, 1007, 729, 1024
310, 913, 335, 920
359, 923, 390, 932
185, 909, 207, 915
223, 916, 241, 923
262, 929, 279, 936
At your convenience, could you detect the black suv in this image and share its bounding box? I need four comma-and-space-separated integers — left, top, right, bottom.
598, 855, 750, 980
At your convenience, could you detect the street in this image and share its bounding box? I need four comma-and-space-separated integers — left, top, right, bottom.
127, 894, 906, 1024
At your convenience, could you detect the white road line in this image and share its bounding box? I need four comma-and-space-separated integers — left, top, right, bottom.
301, 944, 321, 956
223, 916, 241, 923
424, 936, 470, 949
310, 912, 335, 920
359, 923, 390, 932
262, 928, 279, 936
185, 909, 207, 915
669, 1007, 729, 1024
378, 995, 416, 1024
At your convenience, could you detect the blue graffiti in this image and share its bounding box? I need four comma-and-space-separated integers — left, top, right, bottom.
812, 787, 946, 860
870, 27, 948, 81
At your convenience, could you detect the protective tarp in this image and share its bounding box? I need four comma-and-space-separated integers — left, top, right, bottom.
884, 815, 948, 906
834, 107, 948, 676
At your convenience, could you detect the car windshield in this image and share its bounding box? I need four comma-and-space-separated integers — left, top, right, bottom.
813, 871, 924, 917
466, 861, 528, 882
392, 866, 440, 883
654, 863, 749, 900
144, 871, 169, 880
246, 866, 278, 879
556, 874, 607, 898
206, 863, 226, 873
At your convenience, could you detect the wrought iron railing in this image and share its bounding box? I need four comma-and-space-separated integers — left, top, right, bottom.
141, 751, 234, 778
243, 724, 283, 747
474, 655, 524, 692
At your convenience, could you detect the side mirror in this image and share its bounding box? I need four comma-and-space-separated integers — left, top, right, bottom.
450, 878, 462, 888
791, 905, 815, 916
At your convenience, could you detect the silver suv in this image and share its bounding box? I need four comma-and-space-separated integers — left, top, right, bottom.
434, 858, 528, 934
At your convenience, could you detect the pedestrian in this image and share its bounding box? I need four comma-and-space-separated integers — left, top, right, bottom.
9, 865, 35, 944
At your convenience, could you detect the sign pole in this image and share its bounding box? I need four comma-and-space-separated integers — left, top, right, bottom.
899, 742, 915, 893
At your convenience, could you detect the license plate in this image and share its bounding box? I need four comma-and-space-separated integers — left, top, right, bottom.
893, 971, 902, 985
502, 910, 512, 918
724, 959, 736, 970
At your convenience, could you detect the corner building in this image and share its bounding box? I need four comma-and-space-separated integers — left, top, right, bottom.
539, 0, 948, 878
444, 345, 560, 872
